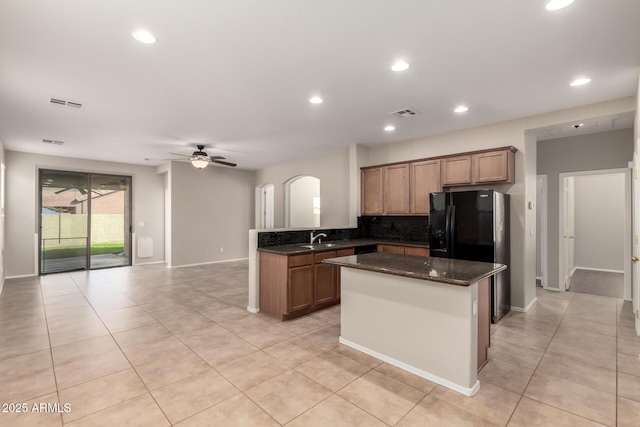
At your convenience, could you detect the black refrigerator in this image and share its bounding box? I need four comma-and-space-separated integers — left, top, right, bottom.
429, 190, 510, 323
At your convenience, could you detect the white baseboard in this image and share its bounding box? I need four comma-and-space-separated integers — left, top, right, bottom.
5, 273, 38, 279
570, 267, 577, 277
339, 337, 480, 397
170, 257, 249, 269
134, 260, 166, 266
247, 306, 260, 314
575, 266, 624, 274
511, 297, 538, 313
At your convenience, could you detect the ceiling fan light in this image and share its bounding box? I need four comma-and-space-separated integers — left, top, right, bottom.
190, 156, 210, 169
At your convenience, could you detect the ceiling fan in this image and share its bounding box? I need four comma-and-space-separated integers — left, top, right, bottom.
165, 145, 237, 169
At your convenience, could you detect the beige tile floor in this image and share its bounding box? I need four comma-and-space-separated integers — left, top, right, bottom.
0, 260, 639, 426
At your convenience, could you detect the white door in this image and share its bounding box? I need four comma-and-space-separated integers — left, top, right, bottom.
561, 176, 576, 290
257, 184, 274, 229
633, 154, 640, 335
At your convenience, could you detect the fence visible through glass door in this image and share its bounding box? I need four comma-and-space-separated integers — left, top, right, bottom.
39, 170, 132, 274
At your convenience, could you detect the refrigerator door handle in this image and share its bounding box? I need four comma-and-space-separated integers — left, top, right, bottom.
444, 206, 452, 257
449, 205, 456, 258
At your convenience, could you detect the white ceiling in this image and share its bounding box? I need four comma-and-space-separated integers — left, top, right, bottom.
0, 0, 639, 170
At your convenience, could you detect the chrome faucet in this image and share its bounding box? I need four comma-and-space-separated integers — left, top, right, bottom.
310, 231, 327, 245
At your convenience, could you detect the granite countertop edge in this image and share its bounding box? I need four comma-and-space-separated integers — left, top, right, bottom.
257, 239, 429, 255
324, 254, 507, 287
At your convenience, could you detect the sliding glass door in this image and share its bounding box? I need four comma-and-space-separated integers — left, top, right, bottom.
39, 170, 132, 274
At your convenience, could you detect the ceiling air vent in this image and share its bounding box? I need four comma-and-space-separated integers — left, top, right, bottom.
389, 108, 418, 118
42, 139, 65, 145
49, 97, 84, 110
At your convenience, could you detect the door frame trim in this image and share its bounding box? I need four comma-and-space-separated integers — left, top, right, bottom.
37, 169, 133, 275
558, 168, 631, 299
537, 174, 549, 289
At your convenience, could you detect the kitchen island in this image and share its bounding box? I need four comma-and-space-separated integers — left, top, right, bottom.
324, 252, 506, 397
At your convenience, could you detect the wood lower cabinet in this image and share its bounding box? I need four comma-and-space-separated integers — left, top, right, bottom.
288, 265, 313, 312
314, 251, 338, 306
260, 248, 352, 320
477, 277, 491, 371
377, 244, 430, 256
405, 246, 430, 257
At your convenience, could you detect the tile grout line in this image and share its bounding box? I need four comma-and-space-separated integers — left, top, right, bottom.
37, 273, 70, 427
64, 273, 174, 426
505, 291, 620, 426
501, 290, 574, 426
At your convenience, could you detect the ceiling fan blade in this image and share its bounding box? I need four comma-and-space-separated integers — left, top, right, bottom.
54, 188, 71, 194
209, 155, 226, 160
168, 152, 192, 158
212, 159, 237, 167
159, 158, 189, 161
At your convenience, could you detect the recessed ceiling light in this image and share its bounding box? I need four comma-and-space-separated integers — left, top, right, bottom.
570, 77, 591, 87
391, 61, 410, 72
384, 125, 396, 132
545, 0, 575, 11
132, 29, 156, 44
454, 105, 469, 113
309, 96, 323, 104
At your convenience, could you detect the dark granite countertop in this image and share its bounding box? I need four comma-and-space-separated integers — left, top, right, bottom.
257, 239, 429, 255
323, 252, 506, 286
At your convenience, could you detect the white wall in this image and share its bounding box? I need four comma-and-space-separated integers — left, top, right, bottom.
255, 148, 350, 228
537, 128, 633, 288
5, 151, 165, 276
169, 161, 255, 267
574, 173, 626, 272
287, 176, 320, 228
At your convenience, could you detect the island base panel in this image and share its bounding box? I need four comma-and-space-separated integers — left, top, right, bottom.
340, 267, 480, 396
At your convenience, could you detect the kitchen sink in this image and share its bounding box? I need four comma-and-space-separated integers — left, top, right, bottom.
299, 243, 338, 250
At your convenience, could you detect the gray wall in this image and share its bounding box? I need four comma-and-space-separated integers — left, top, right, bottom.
0, 140, 4, 293
170, 161, 255, 267
537, 128, 633, 288
574, 173, 626, 272
255, 148, 350, 228
5, 151, 165, 276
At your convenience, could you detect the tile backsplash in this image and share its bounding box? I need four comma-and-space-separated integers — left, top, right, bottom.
358, 216, 429, 243
257, 216, 429, 248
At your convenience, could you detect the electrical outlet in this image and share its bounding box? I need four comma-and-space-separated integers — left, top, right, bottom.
219, 247, 224, 253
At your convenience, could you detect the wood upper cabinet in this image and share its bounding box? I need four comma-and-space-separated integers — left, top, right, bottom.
441, 155, 472, 186
362, 167, 384, 215
361, 146, 516, 214
410, 160, 441, 214
473, 149, 515, 184
383, 164, 410, 214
